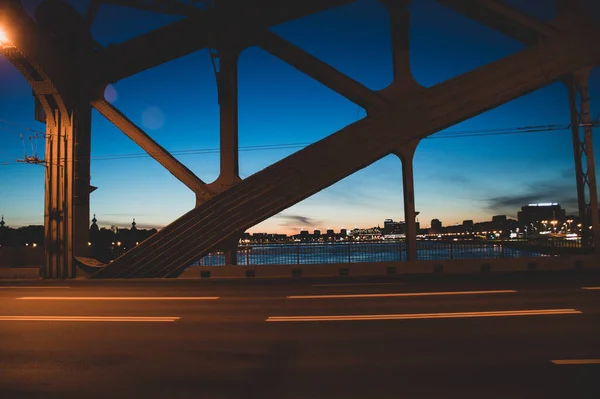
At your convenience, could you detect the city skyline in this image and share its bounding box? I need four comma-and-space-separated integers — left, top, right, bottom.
1, 0, 600, 236
0, 201, 576, 234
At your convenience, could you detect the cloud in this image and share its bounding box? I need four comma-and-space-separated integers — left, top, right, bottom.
560, 167, 575, 179
486, 178, 578, 216
274, 214, 322, 228
432, 172, 472, 185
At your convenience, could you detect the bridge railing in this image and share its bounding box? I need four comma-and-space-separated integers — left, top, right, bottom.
195, 238, 589, 266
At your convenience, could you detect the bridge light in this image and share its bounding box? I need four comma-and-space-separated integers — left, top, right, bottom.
0, 28, 14, 49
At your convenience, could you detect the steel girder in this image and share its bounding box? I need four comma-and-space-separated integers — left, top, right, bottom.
437, 0, 561, 45
91, 99, 214, 201
92, 0, 357, 84
0, 1, 94, 277
92, 22, 600, 278
256, 31, 390, 111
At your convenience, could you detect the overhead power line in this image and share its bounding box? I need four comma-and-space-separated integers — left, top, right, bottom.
69, 123, 586, 162
0, 123, 596, 167
0, 118, 45, 135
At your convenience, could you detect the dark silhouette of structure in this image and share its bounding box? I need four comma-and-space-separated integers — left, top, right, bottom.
518, 203, 567, 225
430, 219, 442, 234
1, 0, 599, 278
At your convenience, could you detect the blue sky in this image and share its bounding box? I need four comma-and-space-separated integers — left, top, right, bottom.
0, 0, 599, 235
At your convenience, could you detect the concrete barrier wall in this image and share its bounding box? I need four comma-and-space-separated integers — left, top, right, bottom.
0, 247, 44, 268
0, 268, 40, 279
178, 255, 600, 279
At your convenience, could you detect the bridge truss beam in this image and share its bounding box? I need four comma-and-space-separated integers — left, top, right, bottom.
437, 0, 561, 45
567, 69, 600, 250
1, 1, 93, 278
2, 0, 600, 277
92, 0, 356, 84
91, 99, 215, 203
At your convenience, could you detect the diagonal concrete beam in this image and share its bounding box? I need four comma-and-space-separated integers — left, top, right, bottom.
98, 0, 198, 15
92, 99, 214, 200
94, 21, 600, 278
256, 31, 388, 110
84, 0, 101, 28
437, 0, 560, 45
93, 0, 356, 84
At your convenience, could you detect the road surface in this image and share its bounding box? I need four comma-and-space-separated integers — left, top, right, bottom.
1, 271, 599, 398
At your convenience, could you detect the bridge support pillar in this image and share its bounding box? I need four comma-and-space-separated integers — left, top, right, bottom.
212, 47, 241, 193
380, 0, 417, 91
397, 141, 419, 261
222, 235, 240, 266
44, 104, 91, 278
566, 69, 600, 252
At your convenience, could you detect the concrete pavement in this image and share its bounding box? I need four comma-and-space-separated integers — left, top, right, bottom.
1, 271, 600, 398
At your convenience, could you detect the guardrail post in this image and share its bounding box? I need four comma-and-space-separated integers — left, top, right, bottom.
347, 242, 351, 263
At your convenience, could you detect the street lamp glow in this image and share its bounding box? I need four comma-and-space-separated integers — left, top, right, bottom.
0, 28, 11, 48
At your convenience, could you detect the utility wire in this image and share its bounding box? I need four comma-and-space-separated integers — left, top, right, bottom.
0, 118, 45, 135
0, 123, 597, 166
69, 124, 582, 162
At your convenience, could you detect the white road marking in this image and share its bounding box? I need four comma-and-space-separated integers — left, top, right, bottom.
582, 287, 600, 290
287, 290, 517, 299
551, 359, 600, 365
266, 308, 581, 322
0, 286, 71, 289
0, 316, 179, 322
311, 283, 400, 287
17, 296, 219, 301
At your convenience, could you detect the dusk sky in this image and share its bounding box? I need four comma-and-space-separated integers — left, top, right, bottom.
1, 0, 599, 235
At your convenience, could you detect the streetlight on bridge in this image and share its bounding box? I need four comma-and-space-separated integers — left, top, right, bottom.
0, 27, 8, 44
0, 27, 14, 48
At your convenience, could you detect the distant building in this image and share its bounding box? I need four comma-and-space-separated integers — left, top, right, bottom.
492, 215, 507, 223
518, 203, 566, 225
313, 229, 321, 238
463, 220, 474, 231
340, 228, 347, 237
382, 219, 405, 235
383, 219, 404, 235
430, 219, 442, 234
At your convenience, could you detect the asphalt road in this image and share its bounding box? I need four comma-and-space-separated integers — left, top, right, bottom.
1, 271, 600, 399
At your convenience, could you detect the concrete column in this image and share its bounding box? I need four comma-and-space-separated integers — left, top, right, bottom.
72, 105, 92, 259
222, 235, 240, 266
44, 110, 65, 279
397, 141, 419, 261
215, 48, 241, 191
380, 0, 419, 94
387, 0, 411, 83
43, 103, 91, 278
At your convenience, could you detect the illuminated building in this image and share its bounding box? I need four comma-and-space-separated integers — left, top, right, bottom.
518, 203, 566, 225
